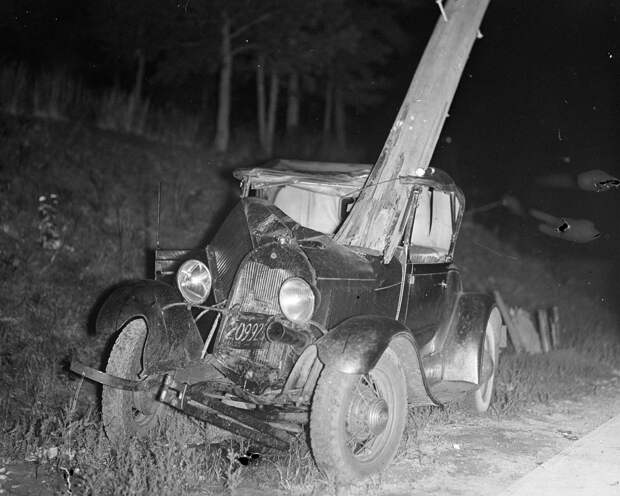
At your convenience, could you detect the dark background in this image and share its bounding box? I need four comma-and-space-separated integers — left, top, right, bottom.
1, 0, 618, 249
1, 4, 619, 490
2, 2, 616, 162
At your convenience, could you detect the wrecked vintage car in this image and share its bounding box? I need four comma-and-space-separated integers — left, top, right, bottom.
71, 159, 501, 482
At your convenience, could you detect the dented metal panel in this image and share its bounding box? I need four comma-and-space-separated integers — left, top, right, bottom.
207, 202, 253, 302
95, 280, 203, 374
438, 293, 495, 385
212, 241, 315, 394
82, 158, 499, 462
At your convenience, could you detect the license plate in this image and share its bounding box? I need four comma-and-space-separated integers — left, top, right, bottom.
224, 315, 268, 349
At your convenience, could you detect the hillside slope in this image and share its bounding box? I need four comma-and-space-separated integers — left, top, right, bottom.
1, 116, 618, 494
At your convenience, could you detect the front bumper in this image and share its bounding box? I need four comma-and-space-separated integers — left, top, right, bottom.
69, 359, 296, 450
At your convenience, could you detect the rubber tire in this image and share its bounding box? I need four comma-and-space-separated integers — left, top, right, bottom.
465, 307, 501, 413
102, 319, 161, 444
310, 348, 407, 483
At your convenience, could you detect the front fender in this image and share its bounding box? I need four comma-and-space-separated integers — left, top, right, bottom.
316, 315, 412, 374
316, 315, 438, 406
96, 280, 203, 374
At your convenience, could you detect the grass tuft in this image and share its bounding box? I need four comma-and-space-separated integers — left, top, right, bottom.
492, 349, 613, 415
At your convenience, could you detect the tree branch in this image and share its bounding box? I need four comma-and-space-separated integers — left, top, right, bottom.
178, 40, 206, 48
231, 43, 258, 57
230, 12, 273, 40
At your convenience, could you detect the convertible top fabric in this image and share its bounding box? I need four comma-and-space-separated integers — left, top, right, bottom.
234, 159, 372, 198
273, 186, 342, 234
233, 160, 462, 239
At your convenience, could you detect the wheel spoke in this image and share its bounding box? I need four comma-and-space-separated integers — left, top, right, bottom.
352, 436, 372, 456
357, 377, 370, 402
344, 371, 392, 460
367, 374, 380, 397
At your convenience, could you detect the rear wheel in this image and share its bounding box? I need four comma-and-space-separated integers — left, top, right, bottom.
102, 319, 162, 444
465, 307, 501, 413
310, 349, 407, 483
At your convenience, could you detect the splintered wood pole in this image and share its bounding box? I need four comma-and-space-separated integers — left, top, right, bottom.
335, 0, 491, 262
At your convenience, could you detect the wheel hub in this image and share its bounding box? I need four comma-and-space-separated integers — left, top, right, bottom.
366, 398, 389, 435
348, 380, 390, 440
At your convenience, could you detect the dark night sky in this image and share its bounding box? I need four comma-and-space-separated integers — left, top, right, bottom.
455, 1, 618, 237
355, 0, 618, 256
371, 1, 618, 179
457, 1, 617, 170
2, 0, 617, 194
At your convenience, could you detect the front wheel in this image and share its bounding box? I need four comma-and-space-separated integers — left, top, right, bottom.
310, 349, 407, 483
102, 319, 162, 444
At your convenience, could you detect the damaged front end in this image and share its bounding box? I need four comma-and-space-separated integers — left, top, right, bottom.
71, 198, 326, 449
94, 279, 204, 374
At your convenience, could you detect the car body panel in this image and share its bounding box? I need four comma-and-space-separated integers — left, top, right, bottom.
302, 240, 402, 328
405, 264, 462, 348
316, 315, 406, 374
76, 160, 499, 455
95, 280, 203, 374
316, 316, 438, 406
439, 292, 495, 384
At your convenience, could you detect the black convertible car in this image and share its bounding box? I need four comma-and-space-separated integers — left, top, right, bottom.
72, 159, 501, 483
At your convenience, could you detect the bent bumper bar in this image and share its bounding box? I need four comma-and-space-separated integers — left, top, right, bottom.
70, 360, 294, 451
69, 360, 155, 391
159, 375, 293, 451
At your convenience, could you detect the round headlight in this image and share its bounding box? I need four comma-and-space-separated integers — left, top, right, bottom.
278, 277, 315, 323
176, 260, 212, 305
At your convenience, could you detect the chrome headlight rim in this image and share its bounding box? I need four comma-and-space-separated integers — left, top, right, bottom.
278, 276, 315, 324
176, 259, 212, 305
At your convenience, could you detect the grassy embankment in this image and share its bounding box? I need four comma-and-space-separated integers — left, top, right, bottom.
1, 73, 618, 494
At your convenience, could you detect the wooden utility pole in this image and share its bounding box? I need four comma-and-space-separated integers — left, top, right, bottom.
335, 0, 491, 262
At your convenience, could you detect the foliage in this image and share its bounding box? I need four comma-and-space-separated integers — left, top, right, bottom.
88, 0, 173, 70
1, 117, 618, 493
0, 0, 425, 153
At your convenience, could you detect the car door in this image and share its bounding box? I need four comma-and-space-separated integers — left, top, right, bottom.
403, 186, 458, 346
404, 263, 449, 345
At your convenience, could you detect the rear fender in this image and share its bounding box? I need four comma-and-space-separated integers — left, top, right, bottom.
316, 315, 438, 406
441, 293, 496, 384
96, 280, 203, 375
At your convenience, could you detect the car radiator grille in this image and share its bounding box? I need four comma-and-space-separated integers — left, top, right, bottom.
217, 261, 292, 373
230, 262, 289, 314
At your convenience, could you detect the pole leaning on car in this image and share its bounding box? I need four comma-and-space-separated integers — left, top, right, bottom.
334, 0, 491, 263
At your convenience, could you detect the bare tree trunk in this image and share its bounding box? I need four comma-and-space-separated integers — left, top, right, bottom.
201, 80, 210, 114
335, 0, 491, 261
322, 78, 333, 141
286, 71, 300, 135
214, 15, 232, 153
334, 86, 346, 150
256, 53, 267, 150
126, 48, 146, 133
133, 49, 146, 101
266, 68, 280, 155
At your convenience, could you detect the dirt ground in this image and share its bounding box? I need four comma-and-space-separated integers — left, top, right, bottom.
372, 376, 620, 496
3, 374, 619, 495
